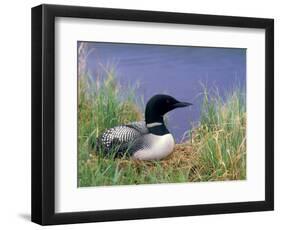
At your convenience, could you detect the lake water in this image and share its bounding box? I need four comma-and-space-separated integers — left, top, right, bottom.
83, 42, 246, 143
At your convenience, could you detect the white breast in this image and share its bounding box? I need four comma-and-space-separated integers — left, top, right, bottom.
132, 134, 175, 160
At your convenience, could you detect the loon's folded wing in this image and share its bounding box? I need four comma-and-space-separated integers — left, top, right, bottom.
126, 121, 148, 134
97, 121, 148, 156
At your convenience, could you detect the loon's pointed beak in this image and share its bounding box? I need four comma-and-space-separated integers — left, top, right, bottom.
173, 101, 193, 108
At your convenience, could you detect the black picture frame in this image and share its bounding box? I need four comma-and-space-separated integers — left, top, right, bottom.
31, 4, 274, 225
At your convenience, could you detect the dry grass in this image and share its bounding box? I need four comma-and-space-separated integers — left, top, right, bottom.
87, 143, 195, 172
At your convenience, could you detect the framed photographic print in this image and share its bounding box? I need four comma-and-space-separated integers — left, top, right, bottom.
31, 4, 274, 225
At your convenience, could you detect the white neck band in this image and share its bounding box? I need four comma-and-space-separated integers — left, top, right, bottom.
146, 122, 163, 128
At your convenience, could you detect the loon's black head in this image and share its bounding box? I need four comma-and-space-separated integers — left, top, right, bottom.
145, 94, 192, 125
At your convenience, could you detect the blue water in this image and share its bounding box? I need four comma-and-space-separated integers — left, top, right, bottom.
82, 42, 246, 143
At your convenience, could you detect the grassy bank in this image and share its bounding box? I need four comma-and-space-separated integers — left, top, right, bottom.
78, 76, 246, 186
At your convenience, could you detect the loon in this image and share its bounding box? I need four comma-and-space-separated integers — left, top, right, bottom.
97, 94, 192, 160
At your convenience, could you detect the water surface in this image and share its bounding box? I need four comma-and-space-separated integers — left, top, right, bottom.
82, 42, 246, 142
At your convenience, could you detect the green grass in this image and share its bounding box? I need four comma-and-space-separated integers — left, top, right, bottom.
77, 43, 246, 187
79, 154, 193, 186
78, 69, 142, 162
189, 87, 246, 181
